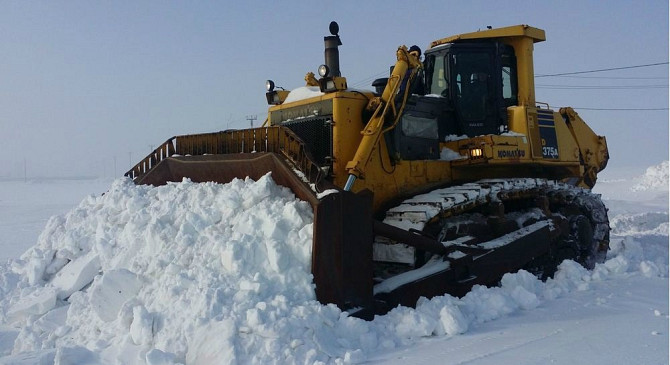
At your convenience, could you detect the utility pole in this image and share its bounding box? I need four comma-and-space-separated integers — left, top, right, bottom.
246, 115, 257, 128
23, 158, 27, 183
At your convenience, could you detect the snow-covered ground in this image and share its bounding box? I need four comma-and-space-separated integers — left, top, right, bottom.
0, 178, 114, 262
0, 162, 667, 364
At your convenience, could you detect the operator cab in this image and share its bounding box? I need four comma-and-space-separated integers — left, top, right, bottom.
424, 42, 517, 136
386, 41, 518, 160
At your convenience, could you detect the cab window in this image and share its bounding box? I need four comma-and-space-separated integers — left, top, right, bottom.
426, 54, 448, 97
451, 52, 492, 122
501, 53, 518, 106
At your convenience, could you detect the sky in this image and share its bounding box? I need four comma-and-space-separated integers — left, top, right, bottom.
0, 1, 668, 178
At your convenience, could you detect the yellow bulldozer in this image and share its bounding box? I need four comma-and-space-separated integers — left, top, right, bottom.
126, 23, 609, 318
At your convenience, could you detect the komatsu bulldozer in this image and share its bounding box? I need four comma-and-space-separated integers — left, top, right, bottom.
126, 23, 610, 318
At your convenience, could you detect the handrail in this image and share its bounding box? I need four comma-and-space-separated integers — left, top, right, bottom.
124, 137, 176, 180
124, 127, 325, 186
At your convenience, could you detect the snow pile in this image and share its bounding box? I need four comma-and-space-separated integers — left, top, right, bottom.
631, 160, 668, 192
606, 236, 669, 279
611, 212, 669, 236
0, 175, 317, 364
0, 175, 668, 364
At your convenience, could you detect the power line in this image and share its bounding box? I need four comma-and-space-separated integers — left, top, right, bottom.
536, 62, 669, 77
566, 107, 669, 111
537, 84, 668, 89
546, 75, 667, 80
350, 69, 390, 88
351, 62, 669, 90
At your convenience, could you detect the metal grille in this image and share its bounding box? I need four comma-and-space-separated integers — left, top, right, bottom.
282, 117, 333, 165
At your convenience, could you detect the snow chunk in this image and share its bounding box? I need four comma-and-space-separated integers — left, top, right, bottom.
6, 287, 57, 322
90, 269, 142, 322
438, 305, 469, 335
145, 349, 177, 365
129, 306, 153, 346
0, 329, 19, 356
55, 346, 100, 364
50, 252, 100, 300
500, 269, 542, 310
0, 349, 56, 364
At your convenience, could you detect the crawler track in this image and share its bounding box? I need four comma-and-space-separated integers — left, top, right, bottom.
371, 179, 610, 310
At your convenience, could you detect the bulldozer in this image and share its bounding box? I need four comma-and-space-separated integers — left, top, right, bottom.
125, 23, 610, 318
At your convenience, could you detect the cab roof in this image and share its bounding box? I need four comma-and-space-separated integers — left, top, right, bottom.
429, 25, 546, 49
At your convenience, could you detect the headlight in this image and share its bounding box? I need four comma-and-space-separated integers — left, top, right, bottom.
318, 64, 330, 77
266, 80, 275, 92
469, 148, 483, 158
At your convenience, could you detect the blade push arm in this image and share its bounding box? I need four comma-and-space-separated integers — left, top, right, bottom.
560, 107, 609, 188
344, 46, 422, 191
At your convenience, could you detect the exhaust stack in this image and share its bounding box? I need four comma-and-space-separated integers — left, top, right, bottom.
324, 21, 342, 77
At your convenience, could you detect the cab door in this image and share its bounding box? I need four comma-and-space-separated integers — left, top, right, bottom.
449, 44, 499, 136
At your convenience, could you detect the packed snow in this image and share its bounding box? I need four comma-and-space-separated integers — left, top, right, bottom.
282, 86, 325, 105
0, 162, 668, 364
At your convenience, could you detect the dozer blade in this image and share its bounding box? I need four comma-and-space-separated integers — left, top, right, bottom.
134, 153, 317, 203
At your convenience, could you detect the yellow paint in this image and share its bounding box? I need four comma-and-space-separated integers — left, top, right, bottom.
261, 24, 607, 212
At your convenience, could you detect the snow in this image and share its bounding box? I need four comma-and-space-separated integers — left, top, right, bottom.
89, 269, 143, 322
0, 165, 668, 364
373, 260, 452, 295
282, 86, 324, 104
477, 220, 551, 249
444, 134, 468, 142
632, 161, 669, 192
500, 131, 527, 138
439, 147, 467, 161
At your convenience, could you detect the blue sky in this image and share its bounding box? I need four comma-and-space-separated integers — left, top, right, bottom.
1, 1, 667, 178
